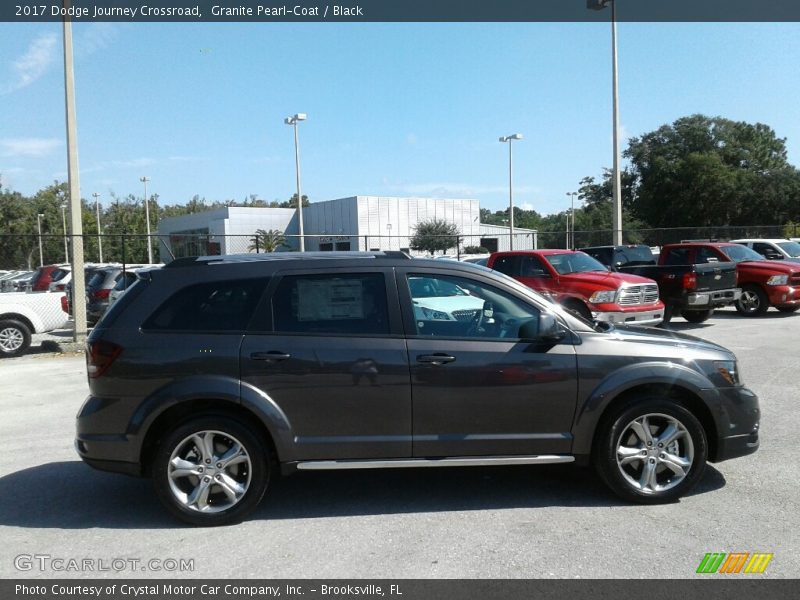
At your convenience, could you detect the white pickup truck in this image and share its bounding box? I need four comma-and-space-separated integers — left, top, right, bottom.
0, 292, 69, 357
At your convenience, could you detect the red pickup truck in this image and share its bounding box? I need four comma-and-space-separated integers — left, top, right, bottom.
487, 250, 665, 326
659, 243, 800, 316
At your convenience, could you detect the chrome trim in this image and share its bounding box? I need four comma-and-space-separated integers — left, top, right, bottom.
296, 455, 575, 470
593, 308, 664, 326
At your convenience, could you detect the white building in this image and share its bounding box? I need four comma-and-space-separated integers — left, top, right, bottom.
157, 196, 537, 258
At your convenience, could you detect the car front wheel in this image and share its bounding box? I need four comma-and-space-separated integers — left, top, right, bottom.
594, 399, 707, 503
680, 309, 714, 323
152, 416, 269, 526
735, 285, 769, 316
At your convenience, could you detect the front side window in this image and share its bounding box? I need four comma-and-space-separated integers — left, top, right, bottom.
144, 279, 267, 332
272, 273, 389, 335
407, 273, 540, 339
777, 241, 800, 257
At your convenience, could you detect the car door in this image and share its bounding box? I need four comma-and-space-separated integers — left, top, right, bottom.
396, 266, 579, 458
240, 268, 412, 461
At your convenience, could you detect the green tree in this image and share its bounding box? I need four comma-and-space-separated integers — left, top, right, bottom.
409, 219, 461, 255
625, 114, 800, 228
249, 229, 288, 253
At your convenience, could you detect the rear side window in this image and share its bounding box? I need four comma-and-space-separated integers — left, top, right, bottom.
143, 279, 268, 332
272, 273, 389, 335
492, 255, 519, 276
663, 248, 690, 265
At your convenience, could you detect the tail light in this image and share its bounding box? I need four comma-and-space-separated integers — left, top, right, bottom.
86, 340, 123, 378
60, 295, 69, 314
682, 272, 697, 291
92, 288, 111, 300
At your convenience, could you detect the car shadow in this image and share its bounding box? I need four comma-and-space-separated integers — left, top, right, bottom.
0, 461, 726, 529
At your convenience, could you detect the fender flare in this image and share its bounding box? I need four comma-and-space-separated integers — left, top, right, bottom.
571, 361, 720, 457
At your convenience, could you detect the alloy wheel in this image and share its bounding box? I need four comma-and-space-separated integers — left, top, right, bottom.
615, 413, 694, 494
0, 327, 24, 353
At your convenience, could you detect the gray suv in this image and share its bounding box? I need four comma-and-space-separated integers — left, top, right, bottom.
76, 252, 760, 525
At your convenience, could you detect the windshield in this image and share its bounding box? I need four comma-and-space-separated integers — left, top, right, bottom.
720, 245, 765, 262
777, 241, 800, 257
545, 252, 608, 275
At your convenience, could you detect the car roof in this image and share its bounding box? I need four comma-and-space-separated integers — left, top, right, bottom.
492, 249, 576, 256
731, 239, 791, 243
165, 251, 411, 268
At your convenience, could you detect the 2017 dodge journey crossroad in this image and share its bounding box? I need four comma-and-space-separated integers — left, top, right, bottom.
76, 252, 760, 525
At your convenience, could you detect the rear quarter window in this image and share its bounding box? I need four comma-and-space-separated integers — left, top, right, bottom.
143, 278, 268, 332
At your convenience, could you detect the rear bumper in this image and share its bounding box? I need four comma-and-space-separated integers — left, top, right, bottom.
684, 287, 741, 308
592, 307, 664, 326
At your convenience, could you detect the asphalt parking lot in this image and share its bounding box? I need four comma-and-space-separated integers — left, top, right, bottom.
0, 307, 797, 579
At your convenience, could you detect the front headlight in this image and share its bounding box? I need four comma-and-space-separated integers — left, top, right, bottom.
714, 360, 741, 386
421, 307, 449, 320
589, 290, 617, 303
766, 275, 788, 285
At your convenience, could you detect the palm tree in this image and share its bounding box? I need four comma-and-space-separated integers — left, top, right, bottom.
248, 229, 288, 253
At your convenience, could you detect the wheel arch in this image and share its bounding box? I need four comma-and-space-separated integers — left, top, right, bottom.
572, 363, 720, 461
0, 313, 35, 334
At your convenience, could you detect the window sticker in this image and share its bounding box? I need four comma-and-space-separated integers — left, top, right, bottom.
296, 279, 365, 321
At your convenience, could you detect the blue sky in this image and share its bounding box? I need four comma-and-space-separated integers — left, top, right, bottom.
1, 21, 799, 216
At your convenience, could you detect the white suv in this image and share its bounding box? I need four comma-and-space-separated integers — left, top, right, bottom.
732, 239, 800, 264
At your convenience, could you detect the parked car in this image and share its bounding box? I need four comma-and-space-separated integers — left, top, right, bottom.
486, 250, 665, 326
580, 244, 740, 324
731, 239, 800, 264
47, 266, 72, 292
77, 252, 759, 525
657, 242, 800, 316
0, 291, 69, 356
460, 255, 490, 266
30, 264, 68, 292
0, 270, 34, 292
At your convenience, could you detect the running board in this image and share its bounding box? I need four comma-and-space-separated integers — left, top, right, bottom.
296, 455, 574, 471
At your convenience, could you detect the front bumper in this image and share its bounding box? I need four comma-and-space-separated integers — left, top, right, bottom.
711, 386, 760, 462
766, 284, 800, 308
592, 308, 664, 326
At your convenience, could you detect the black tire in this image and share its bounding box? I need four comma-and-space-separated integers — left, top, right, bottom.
593, 397, 707, 504
152, 416, 270, 526
680, 309, 714, 323
776, 305, 800, 313
735, 285, 769, 317
563, 300, 592, 322
0, 319, 32, 358
658, 303, 675, 327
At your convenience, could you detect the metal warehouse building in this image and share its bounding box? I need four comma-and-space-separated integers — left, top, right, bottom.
157, 196, 537, 258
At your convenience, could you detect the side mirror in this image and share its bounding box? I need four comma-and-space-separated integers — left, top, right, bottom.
518, 313, 567, 342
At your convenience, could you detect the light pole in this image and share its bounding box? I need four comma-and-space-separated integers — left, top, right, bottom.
566, 191, 578, 248
589, 0, 623, 245
93, 192, 104, 263
140, 176, 152, 263
37, 213, 45, 267
499, 133, 523, 250
285, 113, 307, 252
60, 202, 69, 263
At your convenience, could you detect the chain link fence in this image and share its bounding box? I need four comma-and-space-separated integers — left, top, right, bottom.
1, 224, 798, 273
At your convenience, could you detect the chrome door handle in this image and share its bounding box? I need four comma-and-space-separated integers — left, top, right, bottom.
416, 354, 456, 365
250, 351, 291, 362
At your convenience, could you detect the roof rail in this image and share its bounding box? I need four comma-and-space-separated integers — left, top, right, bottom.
165, 250, 411, 268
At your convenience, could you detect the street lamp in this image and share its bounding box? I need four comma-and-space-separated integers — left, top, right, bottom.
93, 192, 104, 263
36, 213, 45, 267
589, 0, 623, 245
60, 202, 69, 263
285, 113, 307, 252
140, 176, 152, 263
499, 133, 523, 250
566, 191, 578, 248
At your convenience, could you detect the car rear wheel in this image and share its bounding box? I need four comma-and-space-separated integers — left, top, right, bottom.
0, 319, 32, 357
776, 305, 800, 313
680, 309, 714, 323
594, 398, 707, 503
735, 285, 769, 316
152, 416, 269, 526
